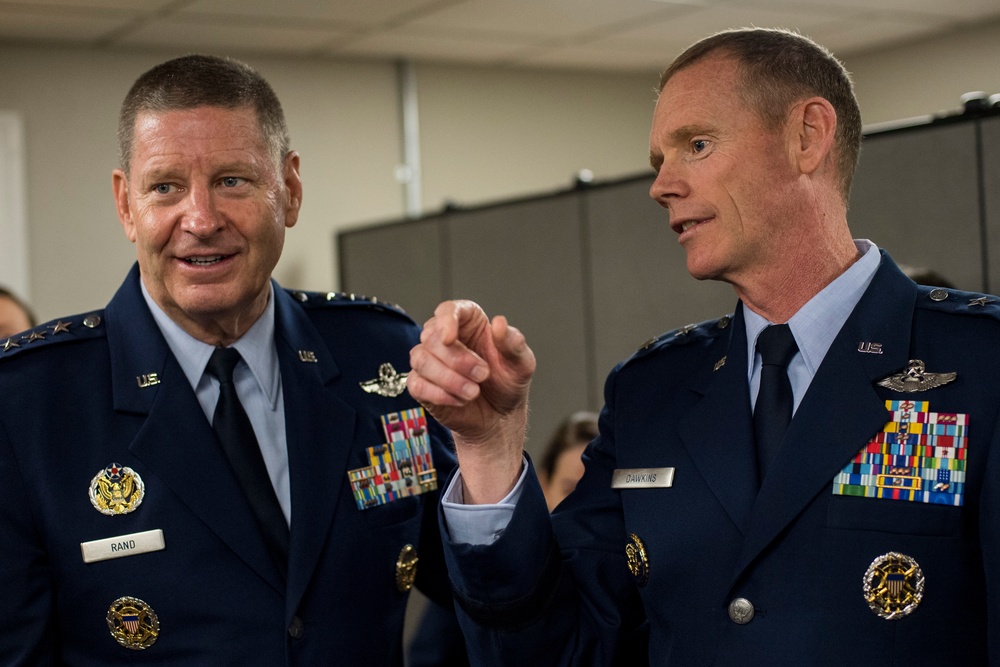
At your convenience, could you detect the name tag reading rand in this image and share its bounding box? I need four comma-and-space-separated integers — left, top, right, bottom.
611, 468, 675, 489
81, 529, 165, 564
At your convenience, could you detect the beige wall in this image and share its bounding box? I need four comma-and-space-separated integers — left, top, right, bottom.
1, 17, 998, 320
847, 19, 1000, 126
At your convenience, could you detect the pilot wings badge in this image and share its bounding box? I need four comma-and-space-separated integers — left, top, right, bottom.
359, 362, 409, 397
877, 359, 956, 393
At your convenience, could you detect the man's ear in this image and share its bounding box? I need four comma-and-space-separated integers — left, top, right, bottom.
282, 151, 303, 229
112, 169, 137, 243
791, 96, 837, 176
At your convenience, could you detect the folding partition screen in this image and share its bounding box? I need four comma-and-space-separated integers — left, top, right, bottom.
339, 108, 1000, 457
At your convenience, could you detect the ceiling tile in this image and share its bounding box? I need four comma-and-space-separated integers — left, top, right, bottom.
332, 26, 531, 64
115, 16, 349, 55
404, 0, 705, 39
3, 0, 174, 8
733, 0, 1000, 19
0, 5, 139, 43
0, 0, 994, 72
178, 0, 461, 27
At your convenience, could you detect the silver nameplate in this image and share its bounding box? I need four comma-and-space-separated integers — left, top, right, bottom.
80, 529, 165, 564
612, 468, 675, 489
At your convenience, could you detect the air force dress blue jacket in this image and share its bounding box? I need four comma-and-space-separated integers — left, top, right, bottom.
0, 265, 455, 665
443, 254, 1000, 665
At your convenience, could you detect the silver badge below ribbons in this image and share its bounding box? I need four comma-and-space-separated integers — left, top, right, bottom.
611, 468, 675, 489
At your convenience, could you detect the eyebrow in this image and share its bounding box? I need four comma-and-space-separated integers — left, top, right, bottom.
140, 159, 262, 184
649, 124, 712, 170
667, 124, 708, 143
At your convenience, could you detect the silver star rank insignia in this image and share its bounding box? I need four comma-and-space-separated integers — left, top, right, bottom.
877, 359, 956, 393
359, 362, 409, 397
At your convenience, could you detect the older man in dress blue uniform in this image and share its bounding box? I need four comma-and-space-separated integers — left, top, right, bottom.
0, 55, 454, 664
408, 28, 1000, 665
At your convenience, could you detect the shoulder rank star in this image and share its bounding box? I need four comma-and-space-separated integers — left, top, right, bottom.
359, 362, 409, 397
877, 359, 956, 393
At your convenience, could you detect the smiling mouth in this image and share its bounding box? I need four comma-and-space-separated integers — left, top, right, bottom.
674, 217, 709, 235
183, 255, 229, 266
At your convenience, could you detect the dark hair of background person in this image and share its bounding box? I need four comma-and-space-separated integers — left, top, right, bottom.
659, 28, 862, 202
117, 54, 289, 175
0, 286, 36, 328
539, 411, 599, 480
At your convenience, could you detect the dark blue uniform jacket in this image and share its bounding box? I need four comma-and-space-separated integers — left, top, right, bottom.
444, 253, 1000, 665
0, 265, 455, 665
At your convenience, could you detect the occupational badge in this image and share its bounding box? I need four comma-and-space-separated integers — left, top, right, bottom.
89, 463, 145, 515
863, 552, 924, 620
106, 596, 160, 650
877, 359, 956, 393
625, 533, 650, 587
832, 400, 967, 506
359, 362, 409, 397
347, 408, 438, 510
396, 544, 419, 592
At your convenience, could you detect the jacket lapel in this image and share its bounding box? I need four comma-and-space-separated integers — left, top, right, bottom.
107, 265, 285, 592
676, 306, 758, 533
730, 255, 918, 582
272, 288, 358, 617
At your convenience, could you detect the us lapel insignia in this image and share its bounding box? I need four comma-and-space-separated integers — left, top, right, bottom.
107, 596, 160, 650
876, 359, 956, 392
90, 463, 145, 515
832, 400, 967, 506
347, 407, 438, 510
395, 544, 419, 592
359, 362, 408, 397
863, 552, 924, 620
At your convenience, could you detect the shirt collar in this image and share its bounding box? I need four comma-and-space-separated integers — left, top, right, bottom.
744, 239, 881, 375
140, 280, 281, 409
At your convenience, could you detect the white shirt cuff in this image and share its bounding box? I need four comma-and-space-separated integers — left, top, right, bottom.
440, 456, 528, 545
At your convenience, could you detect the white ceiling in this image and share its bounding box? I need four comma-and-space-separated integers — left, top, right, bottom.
2, 0, 999, 72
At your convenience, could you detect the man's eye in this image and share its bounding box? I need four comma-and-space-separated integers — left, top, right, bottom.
154, 183, 172, 194
692, 139, 708, 153
221, 177, 245, 187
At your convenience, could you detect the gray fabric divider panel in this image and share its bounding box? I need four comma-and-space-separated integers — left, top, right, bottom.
445, 194, 590, 460
849, 123, 982, 291
583, 179, 736, 398
982, 116, 1000, 295
339, 217, 445, 324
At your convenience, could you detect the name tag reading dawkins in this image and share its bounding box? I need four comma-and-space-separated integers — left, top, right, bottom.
80, 529, 165, 564
612, 468, 675, 489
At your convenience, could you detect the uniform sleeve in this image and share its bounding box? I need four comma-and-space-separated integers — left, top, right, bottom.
439, 366, 646, 665
0, 419, 56, 664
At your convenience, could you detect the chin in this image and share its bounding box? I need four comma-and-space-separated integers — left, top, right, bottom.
684, 258, 723, 282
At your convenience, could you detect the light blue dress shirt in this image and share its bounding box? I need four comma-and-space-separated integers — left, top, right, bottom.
443, 240, 882, 545
141, 281, 291, 525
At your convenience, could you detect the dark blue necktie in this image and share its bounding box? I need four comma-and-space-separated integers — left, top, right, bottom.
206, 347, 289, 577
753, 324, 798, 483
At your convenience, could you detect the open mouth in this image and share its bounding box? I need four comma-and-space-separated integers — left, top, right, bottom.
673, 217, 711, 235
183, 254, 230, 266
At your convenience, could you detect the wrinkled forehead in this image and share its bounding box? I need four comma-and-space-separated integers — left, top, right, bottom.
128, 106, 275, 172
